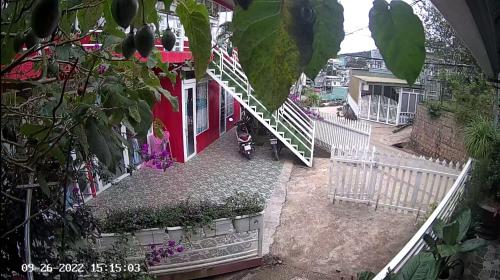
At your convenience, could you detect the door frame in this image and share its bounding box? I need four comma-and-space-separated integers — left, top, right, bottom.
182, 79, 197, 161
219, 87, 226, 136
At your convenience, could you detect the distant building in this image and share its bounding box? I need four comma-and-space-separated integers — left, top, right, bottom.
347, 69, 423, 125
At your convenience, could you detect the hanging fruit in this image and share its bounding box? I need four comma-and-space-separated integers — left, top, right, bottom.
111, 0, 139, 29
161, 28, 176, 51
122, 31, 136, 59
31, 0, 60, 38
134, 25, 154, 58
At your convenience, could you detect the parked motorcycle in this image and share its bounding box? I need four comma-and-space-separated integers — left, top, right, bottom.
230, 115, 255, 159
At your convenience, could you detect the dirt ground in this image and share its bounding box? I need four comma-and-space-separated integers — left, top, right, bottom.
270, 158, 417, 278
214, 158, 417, 280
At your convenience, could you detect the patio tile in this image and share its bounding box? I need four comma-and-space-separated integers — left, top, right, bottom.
88, 130, 285, 218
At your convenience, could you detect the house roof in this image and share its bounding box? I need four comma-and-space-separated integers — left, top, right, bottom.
353, 75, 409, 85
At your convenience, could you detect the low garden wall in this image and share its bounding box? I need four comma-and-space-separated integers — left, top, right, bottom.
410, 104, 468, 163
96, 193, 265, 278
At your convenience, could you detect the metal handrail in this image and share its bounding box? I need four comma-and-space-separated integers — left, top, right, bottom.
213, 48, 314, 143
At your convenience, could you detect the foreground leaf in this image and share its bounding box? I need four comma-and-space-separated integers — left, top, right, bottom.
233, 0, 301, 111
369, 0, 425, 85
459, 238, 487, 253
393, 252, 440, 280
304, 0, 344, 78
176, 0, 211, 79
455, 208, 471, 242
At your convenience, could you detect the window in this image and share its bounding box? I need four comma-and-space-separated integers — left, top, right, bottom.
226, 90, 234, 116
196, 80, 209, 134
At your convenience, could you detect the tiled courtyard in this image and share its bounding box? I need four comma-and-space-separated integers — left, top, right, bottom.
88, 129, 287, 217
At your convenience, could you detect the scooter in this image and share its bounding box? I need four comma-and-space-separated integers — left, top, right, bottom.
230, 116, 254, 159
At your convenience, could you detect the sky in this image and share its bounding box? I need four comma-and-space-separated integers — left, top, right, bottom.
339, 0, 415, 54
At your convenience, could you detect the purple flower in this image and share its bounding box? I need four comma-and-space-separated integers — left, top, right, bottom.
167, 248, 174, 255
153, 256, 160, 262
168, 240, 176, 247
98, 64, 107, 74
176, 245, 184, 253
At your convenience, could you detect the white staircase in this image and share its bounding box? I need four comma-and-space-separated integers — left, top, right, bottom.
207, 48, 315, 166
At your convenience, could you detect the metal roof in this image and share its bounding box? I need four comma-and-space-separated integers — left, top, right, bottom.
352, 75, 409, 85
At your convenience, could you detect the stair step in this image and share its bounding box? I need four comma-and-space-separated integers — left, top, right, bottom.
236, 93, 242, 98
284, 138, 291, 143
229, 87, 236, 92
250, 106, 257, 111
291, 144, 298, 150
263, 119, 270, 124
299, 151, 305, 156
256, 112, 264, 118
271, 125, 277, 130
278, 132, 285, 137
215, 74, 222, 79
207, 69, 216, 74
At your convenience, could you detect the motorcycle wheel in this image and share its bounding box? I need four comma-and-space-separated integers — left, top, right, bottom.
245, 152, 252, 160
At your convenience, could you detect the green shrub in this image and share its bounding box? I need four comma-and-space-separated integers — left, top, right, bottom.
425, 101, 443, 119
99, 193, 265, 233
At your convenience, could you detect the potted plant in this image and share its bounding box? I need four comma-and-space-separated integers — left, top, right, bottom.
464, 118, 500, 239
392, 208, 486, 280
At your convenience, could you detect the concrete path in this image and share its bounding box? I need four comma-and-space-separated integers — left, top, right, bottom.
88, 130, 287, 218
214, 158, 417, 280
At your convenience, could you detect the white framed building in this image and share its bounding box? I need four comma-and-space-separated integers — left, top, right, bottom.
348, 70, 423, 125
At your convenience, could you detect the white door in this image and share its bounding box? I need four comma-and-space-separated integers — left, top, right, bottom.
183, 80, 197, 161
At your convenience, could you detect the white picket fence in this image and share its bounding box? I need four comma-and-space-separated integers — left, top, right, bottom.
329, 146, 463, 214
373, 158, 473, 279
315, 111, 371, 150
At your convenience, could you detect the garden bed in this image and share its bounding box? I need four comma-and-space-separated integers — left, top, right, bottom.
96, 193, 266, 276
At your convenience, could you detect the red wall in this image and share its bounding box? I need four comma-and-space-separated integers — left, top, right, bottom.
153, 74, 185, 163
196, 80, 221, 153
153, 74, 242, 163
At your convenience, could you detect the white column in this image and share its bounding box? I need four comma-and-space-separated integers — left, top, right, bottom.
121, 124, 130, 169
396, 87, 402, 125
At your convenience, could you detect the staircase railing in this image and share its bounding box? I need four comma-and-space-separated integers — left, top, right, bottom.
209, 47, 315, 166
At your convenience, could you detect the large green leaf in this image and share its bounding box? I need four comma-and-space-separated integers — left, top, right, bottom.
233, 0, 301, 111
442, 221, 459, 245
132, 100, 153, 138
455, 208, 471, 242
432, 219, 445, 240
176, 0, 212, 79
393, 252, 440, 280
437, 244, 459, 257
458, 238, 487, 253
368, 0, 425, 85
304, 0, 344, 78
85, 117, 123, 171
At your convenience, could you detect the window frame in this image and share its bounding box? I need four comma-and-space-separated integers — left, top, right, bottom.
226, 90, 234, 117
195, 79, 209, 135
